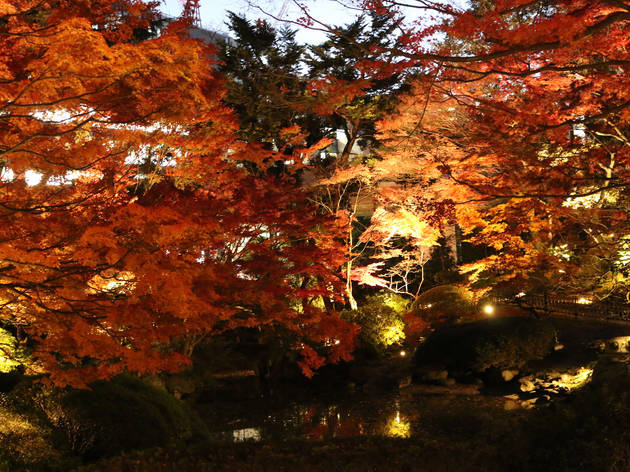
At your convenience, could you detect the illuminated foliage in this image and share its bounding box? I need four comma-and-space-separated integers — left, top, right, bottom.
348, 0, 630, 300
0, 327, 27, 373
341, 295, 405, 355
0, 0, 355, 387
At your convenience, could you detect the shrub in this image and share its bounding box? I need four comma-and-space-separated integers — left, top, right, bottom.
414, 317, 556, 374
365, 292, 410, 314
341, 298, 405, 356
0, 327, 28, 374
411, 285, 475, 325
34, 374, 208, 460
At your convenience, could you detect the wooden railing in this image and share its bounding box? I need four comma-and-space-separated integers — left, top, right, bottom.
499, 294, 630, 323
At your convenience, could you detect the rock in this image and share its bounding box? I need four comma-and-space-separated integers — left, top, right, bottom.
519, 377, 536, 392
504, 394, 520, 400
504, 400, 520, 411
398, 376, 412, 389
608, 341, 620, 352
554, 344, 564, 351
521, 398, 537, 409
424, 370, 448, 382
501, 369, 519, 382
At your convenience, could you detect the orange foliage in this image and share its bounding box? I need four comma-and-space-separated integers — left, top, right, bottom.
363, 0, 630, 298
0, 1, 354, 387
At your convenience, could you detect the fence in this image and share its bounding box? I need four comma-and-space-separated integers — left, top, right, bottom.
499, 294, 630, 323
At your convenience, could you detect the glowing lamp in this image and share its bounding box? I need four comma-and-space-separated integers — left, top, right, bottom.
400, 350, 406, 357
483, 304, 494, 316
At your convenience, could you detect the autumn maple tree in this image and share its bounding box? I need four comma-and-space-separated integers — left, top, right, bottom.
0, 0, 355, 387
333, 0, 630, 301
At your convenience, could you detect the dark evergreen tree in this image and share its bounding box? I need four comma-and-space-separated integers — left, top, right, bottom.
306, 11, 403, 170
218, 13, 315, 153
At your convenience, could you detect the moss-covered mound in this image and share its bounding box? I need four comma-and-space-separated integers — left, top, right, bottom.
411, 285, 475, 325
37, 374, 208, 460
413, 317, 556, 376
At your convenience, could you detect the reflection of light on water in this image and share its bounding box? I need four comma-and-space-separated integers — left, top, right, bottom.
233, 428, 261, 442
384, 411, 410, 438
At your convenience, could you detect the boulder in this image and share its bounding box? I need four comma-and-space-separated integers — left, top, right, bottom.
424, 370, 449, 382
519, 377, 536, 393
501, 369, 519, 382
504, 400, 520, 411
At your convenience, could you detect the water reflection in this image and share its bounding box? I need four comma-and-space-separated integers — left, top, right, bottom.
200, 392, 464, 442
233, 428, 261, 442
384, 411, 411, 438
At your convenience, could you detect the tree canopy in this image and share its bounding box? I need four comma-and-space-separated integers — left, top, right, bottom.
4, 0, 630, 386
0, 0, 355, 387
346, 0, 630, 300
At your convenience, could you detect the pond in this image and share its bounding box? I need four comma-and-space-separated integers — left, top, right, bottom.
193, 317, 629, 443
194, 389, 522, 443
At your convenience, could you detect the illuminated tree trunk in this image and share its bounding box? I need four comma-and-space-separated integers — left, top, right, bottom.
346, 226, 358, 310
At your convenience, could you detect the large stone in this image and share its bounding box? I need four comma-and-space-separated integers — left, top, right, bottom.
521, 398, 537, 409
519, 377, 536, 392
424, 370, 449, 381
504, 400, 520, 411
501, 369, 519, 382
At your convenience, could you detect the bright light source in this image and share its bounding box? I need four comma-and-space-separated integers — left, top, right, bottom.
427, 303, 432, 308
576, 297, 592, 305
400, 350, 406, 357
25, 170, 42, 186
516, 292, 526, 298
483, 304, 494, 316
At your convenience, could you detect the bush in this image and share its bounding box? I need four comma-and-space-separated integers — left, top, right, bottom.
411, 285, 475, 325
34, 374, 208, 460
0, 327, 28, 374
414, 317, 556, 375
365, 292, 410, 314
341, 297, 405, 356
